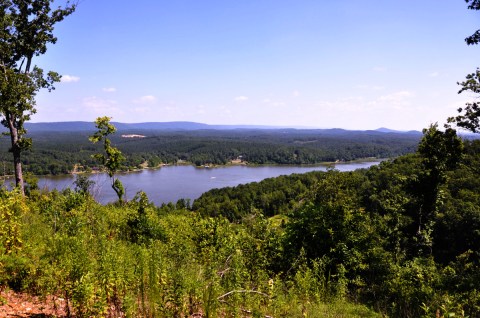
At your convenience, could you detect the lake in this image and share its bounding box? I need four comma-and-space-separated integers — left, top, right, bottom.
7, 161, 381, 205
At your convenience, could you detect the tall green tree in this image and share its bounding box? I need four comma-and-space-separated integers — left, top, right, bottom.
89, 117, 126, 203
414, 124, 463, 255
0, 0, 75, 194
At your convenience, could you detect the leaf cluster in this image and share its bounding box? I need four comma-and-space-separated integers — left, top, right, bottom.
465, 0, 480, 45
4, 0, 76, 66
448, 69, 480, 133
0, 0, 75, 119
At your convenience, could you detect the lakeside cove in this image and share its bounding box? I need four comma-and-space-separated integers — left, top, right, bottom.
70, 156, 382, 174
28, 160, 382, 205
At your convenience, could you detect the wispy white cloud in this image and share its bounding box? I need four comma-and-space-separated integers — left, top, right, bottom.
377, 91, 414, 104
234, 96, 248, 102
429, 71, 440, 77
292, 90, 300, 97
103, 87, 117, 93
61, 75, 80, 83
83, 96, 122, 114
133, 95, 157, 104
314, 90, 415, 113
358, 91, 415, 110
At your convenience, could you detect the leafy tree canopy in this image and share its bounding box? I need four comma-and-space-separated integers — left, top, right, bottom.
465, 0, 480, 45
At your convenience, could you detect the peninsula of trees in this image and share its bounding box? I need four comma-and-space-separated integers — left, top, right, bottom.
0, 126, 421, 175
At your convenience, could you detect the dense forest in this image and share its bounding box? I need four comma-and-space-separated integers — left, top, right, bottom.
0, 128, 421, 175
1, 130, 479, 317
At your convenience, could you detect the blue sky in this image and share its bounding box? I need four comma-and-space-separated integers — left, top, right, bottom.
33, 0, 479, 130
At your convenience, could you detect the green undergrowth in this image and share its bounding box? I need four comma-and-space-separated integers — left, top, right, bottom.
0, 188, 381, 317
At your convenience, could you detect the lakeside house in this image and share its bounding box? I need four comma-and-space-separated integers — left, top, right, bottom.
121, 134, 146, 138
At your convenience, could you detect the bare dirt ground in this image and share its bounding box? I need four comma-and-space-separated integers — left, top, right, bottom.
0, 290, 68, 318
0, 290, 205, 317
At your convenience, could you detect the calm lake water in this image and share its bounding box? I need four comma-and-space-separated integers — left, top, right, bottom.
6, 161, 381, 205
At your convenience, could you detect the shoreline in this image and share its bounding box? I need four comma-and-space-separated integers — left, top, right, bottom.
0, 157, 386, 180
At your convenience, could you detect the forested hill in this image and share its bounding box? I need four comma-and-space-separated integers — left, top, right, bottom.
0, 126, 422, 175
14, 121, 421, 133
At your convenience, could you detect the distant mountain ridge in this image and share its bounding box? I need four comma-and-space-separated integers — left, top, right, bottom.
19, 121, 285, 132
17, 121, 422, 134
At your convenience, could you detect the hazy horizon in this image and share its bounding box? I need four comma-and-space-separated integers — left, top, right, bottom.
23, 120, 426, 133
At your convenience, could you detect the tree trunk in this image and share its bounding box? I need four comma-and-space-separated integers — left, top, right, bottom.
6, 112, 24, 195
12, 147, 24, 195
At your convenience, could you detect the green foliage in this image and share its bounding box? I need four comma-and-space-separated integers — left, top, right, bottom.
0, 187, 384, 317
126, 191, 165, 244
434, 148, 480, 264
283, 172, 386, 302
193, 171, 323, 220
384, 257, 440, 317
412, 125, 463, 255
448, 68, 480, 133
0, 189, 26, 254
73, 174, 95, 196
89, 117, 126, 178
418, 124, 463, 174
